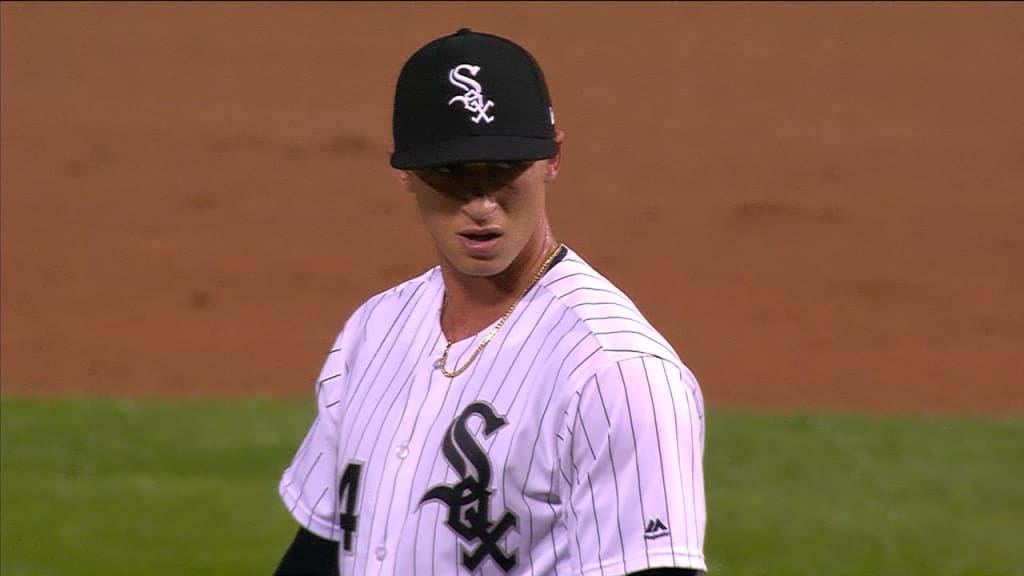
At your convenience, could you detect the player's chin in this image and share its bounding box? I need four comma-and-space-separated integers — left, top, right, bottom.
456, 257, 510, 278
447, 248, 511, 276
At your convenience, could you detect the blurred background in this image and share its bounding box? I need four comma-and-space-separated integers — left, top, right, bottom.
2, 2, 1022, 412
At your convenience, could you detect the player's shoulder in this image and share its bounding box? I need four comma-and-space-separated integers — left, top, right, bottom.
542, 247, 635, 310
348, 265, 442, 321
326, 265, 442, 351
540, 246, 681, 366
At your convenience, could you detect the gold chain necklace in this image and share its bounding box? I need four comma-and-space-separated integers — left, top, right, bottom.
438, 244, 563, 378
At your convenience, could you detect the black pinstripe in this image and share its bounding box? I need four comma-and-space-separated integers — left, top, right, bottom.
642, 358, 676, 554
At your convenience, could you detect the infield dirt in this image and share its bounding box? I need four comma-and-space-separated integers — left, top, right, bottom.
2, 3, 1022, 414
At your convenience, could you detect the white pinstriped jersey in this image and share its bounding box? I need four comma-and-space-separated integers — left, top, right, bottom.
279, 246, 706, 575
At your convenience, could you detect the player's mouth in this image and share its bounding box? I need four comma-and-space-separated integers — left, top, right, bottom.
458, 229, 503, 255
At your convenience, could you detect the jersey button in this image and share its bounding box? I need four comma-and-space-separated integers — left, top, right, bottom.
375, 545, 387, 561
395, 443, 409, 459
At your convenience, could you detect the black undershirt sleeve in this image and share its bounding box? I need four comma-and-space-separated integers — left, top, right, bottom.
273, 526, 339, 576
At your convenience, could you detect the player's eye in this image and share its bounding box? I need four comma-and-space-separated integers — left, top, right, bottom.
431, 161, 531, 176
494, 161, 530, 170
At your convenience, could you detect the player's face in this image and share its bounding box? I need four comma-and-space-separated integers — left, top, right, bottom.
403, 158, 555, 278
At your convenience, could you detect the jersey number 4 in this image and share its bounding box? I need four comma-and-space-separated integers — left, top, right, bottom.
338, 461, 363, 553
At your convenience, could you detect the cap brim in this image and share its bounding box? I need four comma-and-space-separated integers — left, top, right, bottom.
390, 135, 558, 169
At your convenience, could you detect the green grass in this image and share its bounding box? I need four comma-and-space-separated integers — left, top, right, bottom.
1, 397, 1022, 575
704, 409, 1024, 576
0, 396, 314, 576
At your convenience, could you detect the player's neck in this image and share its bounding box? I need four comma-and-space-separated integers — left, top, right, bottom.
440, 234, 559, 344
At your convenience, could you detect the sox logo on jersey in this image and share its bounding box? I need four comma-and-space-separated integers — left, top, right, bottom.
419, 401, 518, 571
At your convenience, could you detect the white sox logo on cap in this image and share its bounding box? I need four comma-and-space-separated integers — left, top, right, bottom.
448, 64, 495, 124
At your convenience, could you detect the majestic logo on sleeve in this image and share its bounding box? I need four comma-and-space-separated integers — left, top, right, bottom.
644, 517, 671, 540
448, 64, 495, 124
419, 401, 517, 572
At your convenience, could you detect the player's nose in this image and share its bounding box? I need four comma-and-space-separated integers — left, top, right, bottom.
461, 194, 499, 221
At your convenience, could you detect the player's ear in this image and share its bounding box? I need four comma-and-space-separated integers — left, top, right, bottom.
387, 142, 414, 189
394, 169, 413, 188
544, 129, 565, 183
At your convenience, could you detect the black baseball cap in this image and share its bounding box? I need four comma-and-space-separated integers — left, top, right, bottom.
390, 28, 558, 170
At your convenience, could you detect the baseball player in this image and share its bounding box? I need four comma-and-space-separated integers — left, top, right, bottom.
274, 28, 707, 576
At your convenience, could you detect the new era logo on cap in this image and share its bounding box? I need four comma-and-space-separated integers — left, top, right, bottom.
390, 28, 558, 169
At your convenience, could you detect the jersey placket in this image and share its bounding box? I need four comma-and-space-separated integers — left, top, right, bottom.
365, 336, 456, 573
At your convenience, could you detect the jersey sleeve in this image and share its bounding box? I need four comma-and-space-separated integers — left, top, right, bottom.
563, 355, 707, 575
278, 329, 350, 542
